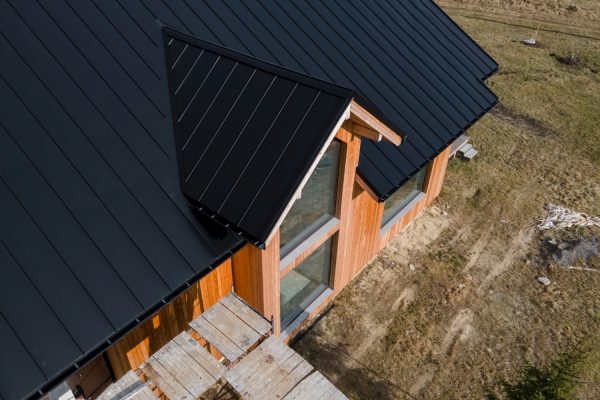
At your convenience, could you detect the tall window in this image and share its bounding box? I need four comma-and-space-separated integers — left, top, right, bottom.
279, 141, 340, 256
280, 238, 333, 328
279, 140, 340, 332
381, 168, 427, 227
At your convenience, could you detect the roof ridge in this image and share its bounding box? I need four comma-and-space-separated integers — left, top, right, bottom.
162, 25, 354, 99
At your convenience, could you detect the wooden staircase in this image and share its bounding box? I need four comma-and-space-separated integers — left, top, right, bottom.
450, 134, 478, 161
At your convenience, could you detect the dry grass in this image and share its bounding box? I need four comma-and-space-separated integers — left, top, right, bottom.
293, 2, 600, 399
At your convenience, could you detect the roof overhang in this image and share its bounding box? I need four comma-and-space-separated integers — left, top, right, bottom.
350, 101, 403, 146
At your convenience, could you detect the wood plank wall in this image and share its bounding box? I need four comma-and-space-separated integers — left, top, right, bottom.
105, 259, 233, 378
102, 137, 452, 377
342, 145, 451, 283
231, 232, 280, 335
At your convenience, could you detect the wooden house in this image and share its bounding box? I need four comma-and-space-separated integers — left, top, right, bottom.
0, 1, 497, 398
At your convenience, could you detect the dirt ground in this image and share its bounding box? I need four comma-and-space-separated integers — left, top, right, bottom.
292, 2, 600, 399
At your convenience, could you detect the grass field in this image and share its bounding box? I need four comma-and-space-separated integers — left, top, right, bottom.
293, 2, 600, 399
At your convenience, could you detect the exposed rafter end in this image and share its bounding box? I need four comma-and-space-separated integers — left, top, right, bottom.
355, 173, 381, 202
350, 101, 402, 146
353, 123, 382, 142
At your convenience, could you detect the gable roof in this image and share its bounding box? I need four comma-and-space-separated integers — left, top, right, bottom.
165, 28, 352, 247
0, 1, 497, 398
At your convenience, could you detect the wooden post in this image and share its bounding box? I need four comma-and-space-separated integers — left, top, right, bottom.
231, 231, 281, 335
331, 124, 362, 293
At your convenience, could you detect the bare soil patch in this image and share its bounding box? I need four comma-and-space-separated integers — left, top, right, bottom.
490, 103, 557, 137
536, 230, 600, 271
551, 52, 581, 66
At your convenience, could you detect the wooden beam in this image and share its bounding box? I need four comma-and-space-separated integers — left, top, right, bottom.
350, 101, 402, 146
331, 131, 361, 293
352, 123, 382, 142
355, 173, 380, 202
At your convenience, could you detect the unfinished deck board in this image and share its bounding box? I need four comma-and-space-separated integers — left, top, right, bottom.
220, 294, 272, 335
224, 336, 315, 400
269, 359, 314, 399
237, 350, 302, 398
223, 335, 290, 385
97, 370, 158, 400
141, 359, 193, 400
172, 331, 226, 379
151, 341, 218, 398
282, 371, 347, 400
189, 315, 244, 361
202, 302, 261, 352
105, 296, 346, 400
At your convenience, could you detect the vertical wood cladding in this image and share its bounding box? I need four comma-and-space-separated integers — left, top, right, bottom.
231, 232, 281, 335
106, 259, 233, 378
344, 145, 451, 283
104, 138, 451, 377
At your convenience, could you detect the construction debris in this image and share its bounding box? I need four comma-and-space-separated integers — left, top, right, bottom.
537, 276, 551, 286
522, 23, 541, 46
537, 204, 600, 230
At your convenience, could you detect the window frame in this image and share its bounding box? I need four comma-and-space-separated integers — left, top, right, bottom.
279, 140, 342, 259
279, 236, 335, 330
380, 166, 428, 234
278, 139, 343, 332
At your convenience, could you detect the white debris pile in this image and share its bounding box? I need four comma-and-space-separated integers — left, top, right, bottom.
538, 204, 600, 230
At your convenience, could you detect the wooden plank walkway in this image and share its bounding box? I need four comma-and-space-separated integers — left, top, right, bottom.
99, 293, 346, 400
189, 294, 271, 362
97, 370, 158, 400
224, 336, 347, 400
282, 371, 347, 400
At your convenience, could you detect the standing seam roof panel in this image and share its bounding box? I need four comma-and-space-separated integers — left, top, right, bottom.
165, 29, 352, 246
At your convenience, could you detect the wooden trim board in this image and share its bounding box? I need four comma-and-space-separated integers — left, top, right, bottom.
350, 101, 402, 145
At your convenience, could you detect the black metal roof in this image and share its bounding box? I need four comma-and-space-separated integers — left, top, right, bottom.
354, 0, 498, 200
0, 2, 246, 399
164, 29, 352, 247
0, 1, 496, 398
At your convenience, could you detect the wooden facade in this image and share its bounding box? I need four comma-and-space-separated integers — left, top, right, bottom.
106, 259, 234, 377
103, 122, 451, 379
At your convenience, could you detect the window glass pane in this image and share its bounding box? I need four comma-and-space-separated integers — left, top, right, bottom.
279, 141, 340, 255
280, 238, 332, 328
381, 167, 427, 226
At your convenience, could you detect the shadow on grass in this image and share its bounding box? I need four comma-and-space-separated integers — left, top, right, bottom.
292, 326, 413, 400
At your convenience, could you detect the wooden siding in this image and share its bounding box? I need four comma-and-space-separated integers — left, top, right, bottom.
229, 132, 451, 338
231, 232, 280, 335
341, 145, 451, 283
103, 134, 451, 378
106, 259, 233, 378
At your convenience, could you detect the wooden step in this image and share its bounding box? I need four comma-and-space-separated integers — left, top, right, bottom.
460, 148, 478, 160
140, 335, 224, 400
457, 143, 473, 155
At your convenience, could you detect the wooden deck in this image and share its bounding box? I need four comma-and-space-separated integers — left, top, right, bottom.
99, 293, 346, 400
97, 370, 158, 400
